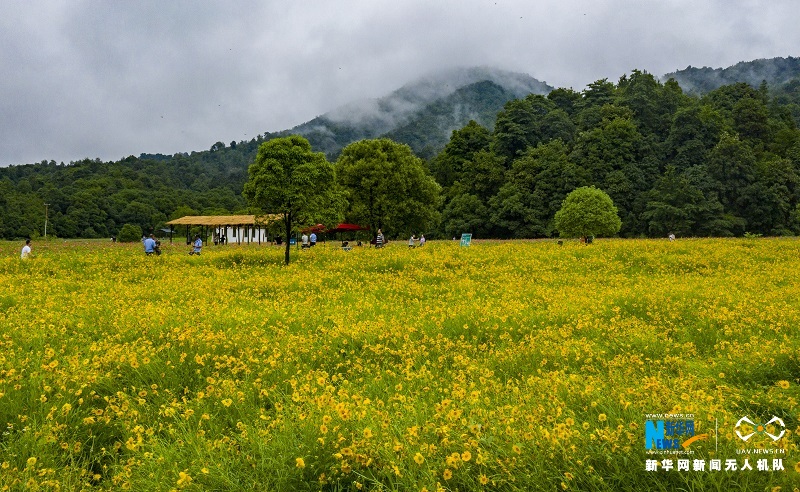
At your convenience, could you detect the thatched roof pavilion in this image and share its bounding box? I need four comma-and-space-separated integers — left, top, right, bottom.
165, 215, 281, 245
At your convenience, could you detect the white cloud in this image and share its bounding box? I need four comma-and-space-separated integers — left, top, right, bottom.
1, 0, 798, 166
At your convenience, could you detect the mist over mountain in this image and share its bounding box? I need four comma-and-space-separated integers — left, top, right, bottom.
283, 67, 552, 158
663, 56, 800, 94
285, 58, 800, 159
383, 80, 522, 158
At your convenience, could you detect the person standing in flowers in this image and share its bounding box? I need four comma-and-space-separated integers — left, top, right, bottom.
376, 229, 384, 248
419, 234, 426, 247
21, 239, 32, 259
189, 235, 202, 255
408, 235, 416, 248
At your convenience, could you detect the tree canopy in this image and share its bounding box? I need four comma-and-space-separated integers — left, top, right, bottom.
336, 139, 441, 237
243, 136, 343, 264
554, 186, 622, 239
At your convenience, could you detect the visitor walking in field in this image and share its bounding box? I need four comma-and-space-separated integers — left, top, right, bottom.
419, 234, 426, 247
21, 239, 32, 259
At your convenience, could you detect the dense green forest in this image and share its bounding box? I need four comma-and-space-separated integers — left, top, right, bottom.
0, 148, 254, 239
3, 65, 800, 240
434, 72, 800, 238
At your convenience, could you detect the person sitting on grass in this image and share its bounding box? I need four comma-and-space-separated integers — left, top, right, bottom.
189, 235, 202, 255
143, 234, 157, 256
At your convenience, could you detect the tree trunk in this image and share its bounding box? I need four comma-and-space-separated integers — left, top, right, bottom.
284, 212, 292, 265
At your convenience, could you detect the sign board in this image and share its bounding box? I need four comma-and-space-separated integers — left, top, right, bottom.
460, 233, 472, 247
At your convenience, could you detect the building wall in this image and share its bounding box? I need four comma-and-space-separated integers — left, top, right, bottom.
214, 225, 271, 244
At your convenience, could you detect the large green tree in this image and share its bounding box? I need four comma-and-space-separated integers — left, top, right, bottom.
554, 186, 622, 239
243, 136, 343, 265
336, 139, 441, 237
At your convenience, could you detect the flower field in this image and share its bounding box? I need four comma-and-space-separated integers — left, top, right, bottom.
1, 238, 799, 491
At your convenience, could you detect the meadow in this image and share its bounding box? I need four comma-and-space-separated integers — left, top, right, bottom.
0, 237, 799, 491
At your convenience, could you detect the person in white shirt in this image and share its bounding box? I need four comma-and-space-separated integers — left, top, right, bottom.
21, 239, 32, 258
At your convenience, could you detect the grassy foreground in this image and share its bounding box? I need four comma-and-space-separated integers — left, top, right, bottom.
0, 238, 799, 491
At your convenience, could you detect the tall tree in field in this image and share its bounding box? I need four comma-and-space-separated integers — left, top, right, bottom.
243, 136, 343, 265
336, 139, 441, 237
554, 186, 622, 239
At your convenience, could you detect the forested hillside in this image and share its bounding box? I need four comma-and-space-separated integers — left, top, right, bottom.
0, 148, 254, 239
383, 80, 522, 158
664, 56, 800, 94
3, 61, 800, 240
434, 71, 800, 238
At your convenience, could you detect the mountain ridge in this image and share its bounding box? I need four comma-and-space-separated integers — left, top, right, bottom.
280, 66, 553, 158
662, 56, 800, 94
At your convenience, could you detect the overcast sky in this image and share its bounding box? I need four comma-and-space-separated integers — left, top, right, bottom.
1, 0, 798, 167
